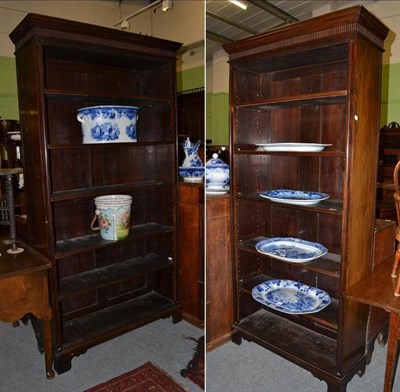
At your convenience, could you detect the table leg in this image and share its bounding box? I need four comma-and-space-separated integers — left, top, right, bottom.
384, 312, 400, 392
43, 319, 54, 379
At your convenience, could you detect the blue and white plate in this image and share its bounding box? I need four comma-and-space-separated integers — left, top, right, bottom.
260, 189, 330, 205
256, 143, 332, 152
255, 237, 327, 262
252, 279, 331, 314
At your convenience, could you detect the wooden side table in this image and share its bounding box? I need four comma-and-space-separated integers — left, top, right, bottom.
346, 259, 400, 392
0, 239, 54, 379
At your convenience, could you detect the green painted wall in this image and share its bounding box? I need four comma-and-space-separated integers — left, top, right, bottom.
381, 63, 400, 126
0, 56, 19, 120
206, 92, 229, 145
177, 65, 204, 92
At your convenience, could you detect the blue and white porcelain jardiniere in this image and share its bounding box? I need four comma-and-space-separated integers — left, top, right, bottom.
178, 166, 205, 183
205, 153, 230, 190
77, 105, 139, 144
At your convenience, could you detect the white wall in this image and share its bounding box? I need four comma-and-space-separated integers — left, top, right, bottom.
313, 0, 400, 66
0, 0, 204, 70
367, 1, 400, 66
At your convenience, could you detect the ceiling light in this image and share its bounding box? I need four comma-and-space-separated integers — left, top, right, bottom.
113, 0, 162, 27
162, 0, 172, 11
229, 0, 248, 10
120, 20, 130, 30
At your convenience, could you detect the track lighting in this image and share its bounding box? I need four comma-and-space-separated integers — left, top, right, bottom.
162, 0, 172, 12
113, 0, 162, 28
229, 0, 248, 10
120, 20, 130, 30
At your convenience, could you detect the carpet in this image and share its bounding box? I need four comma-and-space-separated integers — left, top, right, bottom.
180, 336, 204, 390
84, 361, 188, 392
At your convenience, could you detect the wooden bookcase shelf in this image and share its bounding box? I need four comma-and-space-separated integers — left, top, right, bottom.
224, 6, 388, 392
234, 149, 346, 157
59, 253, 173, 299
239, 274, 339, 331
45, 90, 171, 102
235, 310, 337, 372
55, 222, 173, 256
51, 181, 172, 201
62, 293, 177, 349
236, 90, 348, 109
238, 237, 341, 277
238, 193, 343, 213
48, 141, 174, 149
10, 13, 182, 374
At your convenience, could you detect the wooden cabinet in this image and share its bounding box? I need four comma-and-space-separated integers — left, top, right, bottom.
206, 194, 233, 351
10, 13, 182, 374
376, 122, 400, 220
366, 219, 395, 350
178, 182, 204, 327
177, 89, 205, 327
377, 122, 400, 198
223, 6, 388, 392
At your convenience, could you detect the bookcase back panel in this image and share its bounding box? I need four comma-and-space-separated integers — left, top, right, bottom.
50, 149, 92, 191
89, 145, 175, 186
238, 294, 262, 320
129, 187, 175, 226
47, 99, 173, 145
233, 45, 348, 104
59, 265, 175, 318
251, 259, 339, 296
60, 275, 151, 315
235, 103, 347, 148
53, 187, 174, 241
57, 232, 174, 278
138, 103, 175, 142
44, 48, 174, 99
234, 155, 345, 198
236, 200, 342, 253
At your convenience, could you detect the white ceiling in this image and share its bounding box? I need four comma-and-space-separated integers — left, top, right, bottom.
206, 0, 380, 58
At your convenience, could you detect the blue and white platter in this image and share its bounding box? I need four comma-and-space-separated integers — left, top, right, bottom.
260, 189, 330, 205
255, 237, 327, 263
252, 279, 331, 314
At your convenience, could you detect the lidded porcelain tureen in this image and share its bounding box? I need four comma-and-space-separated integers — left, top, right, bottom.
205, 153, 230, 193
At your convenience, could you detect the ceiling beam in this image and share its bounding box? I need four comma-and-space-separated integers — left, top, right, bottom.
206, 10, 259, 35
247, 0, 298, 23
206, 31, 233, 45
